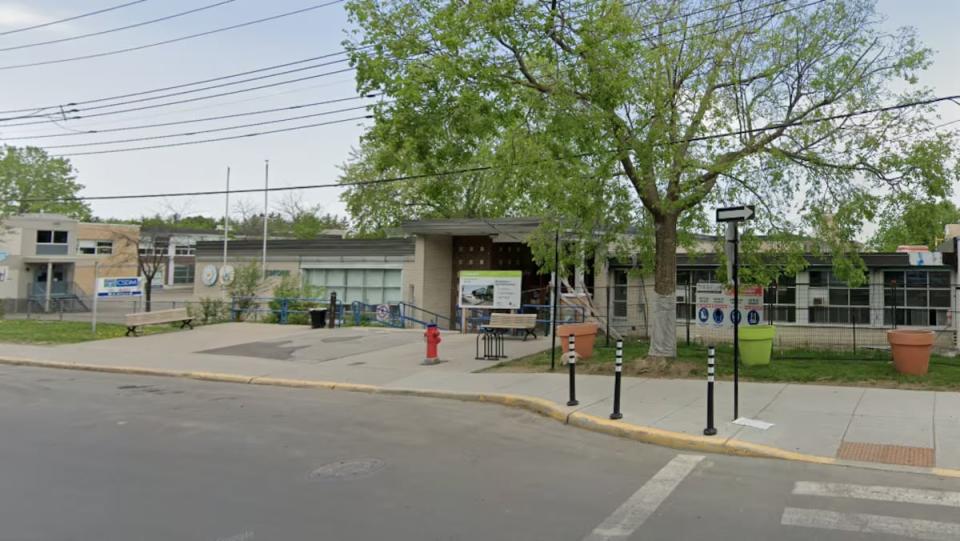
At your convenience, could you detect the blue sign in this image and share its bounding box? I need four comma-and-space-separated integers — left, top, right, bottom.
698, 307, 709, 323
712, 308, 724, 325
0, 251, 7, 262
747, 310, 760, 325
731, 309, 741, 325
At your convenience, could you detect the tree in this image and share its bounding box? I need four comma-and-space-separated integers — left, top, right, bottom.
343, 0, 958, 357
275, 192, 350, 239
137, 231, 170, 312
0, 146, 91, 219
869, 197, 960, 251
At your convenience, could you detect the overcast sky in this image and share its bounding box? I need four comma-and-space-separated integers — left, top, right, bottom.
0, 0, 957, 222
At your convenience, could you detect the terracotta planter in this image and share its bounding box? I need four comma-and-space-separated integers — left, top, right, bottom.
557, 323, 599, 360
887, 330, 935, 376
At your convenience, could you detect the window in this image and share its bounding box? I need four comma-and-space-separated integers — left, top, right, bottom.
677, 269, 718, 319
883, 270, 950, 326
763, 276, 797, 322
808, 271, 869, 324
612, 269, 628, 318
79, 240, 113, 255
36, 229, 69, 255
173, 265, 195, 284
174, 245, 195, 256
303, 268, 402, 304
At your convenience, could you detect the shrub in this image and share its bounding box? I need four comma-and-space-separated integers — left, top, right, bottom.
189, 297, 227, 325
268, 274, 325, 325
227, 263, 263, 321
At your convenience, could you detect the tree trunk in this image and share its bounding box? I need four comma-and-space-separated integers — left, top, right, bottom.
145, 282, 152, 312
649, 212, 679, 359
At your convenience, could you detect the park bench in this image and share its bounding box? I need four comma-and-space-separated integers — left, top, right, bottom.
475, 313, 539, 361
125, 308, 193, 336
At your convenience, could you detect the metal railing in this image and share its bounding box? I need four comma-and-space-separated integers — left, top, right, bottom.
398, 302, 452, 329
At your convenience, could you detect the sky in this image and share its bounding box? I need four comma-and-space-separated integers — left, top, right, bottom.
0, 0, 957, 223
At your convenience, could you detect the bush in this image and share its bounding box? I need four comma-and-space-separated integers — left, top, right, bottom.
188, 297, 227, 325
268, 274, 325, 325
227, 263, 263, 321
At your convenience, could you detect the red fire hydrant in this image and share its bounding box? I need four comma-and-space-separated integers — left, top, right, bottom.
423, 323, 441, 365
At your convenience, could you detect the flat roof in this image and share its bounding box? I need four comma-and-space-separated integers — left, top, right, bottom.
399, 217, 542, 237
195, 238, 415, 258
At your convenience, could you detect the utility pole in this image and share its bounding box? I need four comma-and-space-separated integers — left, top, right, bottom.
262, 160, 269, 279
223, 166, 230, 279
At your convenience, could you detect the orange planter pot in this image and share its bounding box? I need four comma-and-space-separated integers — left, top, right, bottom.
557, 323, 600, 360
887, 330, 935, 376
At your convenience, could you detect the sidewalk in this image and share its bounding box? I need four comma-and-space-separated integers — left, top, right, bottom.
2, 323, 958, 473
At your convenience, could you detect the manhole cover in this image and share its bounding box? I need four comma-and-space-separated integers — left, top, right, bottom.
309, 459, 385, 481
322, 336, 364, 343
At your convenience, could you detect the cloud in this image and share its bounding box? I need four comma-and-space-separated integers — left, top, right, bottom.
0, 3, 61, 30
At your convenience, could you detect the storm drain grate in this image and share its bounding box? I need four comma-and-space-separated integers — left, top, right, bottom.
309, 459, 385, 481
837, 441, 934, 467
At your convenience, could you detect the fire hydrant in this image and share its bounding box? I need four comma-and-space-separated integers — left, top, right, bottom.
423, 323, 442, 365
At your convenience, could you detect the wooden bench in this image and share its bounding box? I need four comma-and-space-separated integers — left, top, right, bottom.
125, 308, 193, 336
483, 313, 538, 341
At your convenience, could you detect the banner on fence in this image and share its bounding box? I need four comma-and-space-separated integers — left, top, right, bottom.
96, 276, 143, 298
695, 282, 764, 327
458, 270, 522, 309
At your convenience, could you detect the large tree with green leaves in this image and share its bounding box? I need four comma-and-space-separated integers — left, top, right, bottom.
343, 0, 958, 357
0, 146, 91, 219
869, 197, 960, 251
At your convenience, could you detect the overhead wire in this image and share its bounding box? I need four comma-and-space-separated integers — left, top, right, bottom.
0, 0, 149, 37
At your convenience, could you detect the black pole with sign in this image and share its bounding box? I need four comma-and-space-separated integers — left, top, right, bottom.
716, 204, 754, 422
550, 229, 559, 371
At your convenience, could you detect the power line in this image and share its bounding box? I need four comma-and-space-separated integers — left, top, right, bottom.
0, 0, 347, 71
55, 114, 372, 157
0, 49, 361, 115
28, 93, 960, 196
0, 0, 149, 37
0, 66, 357, 126
43, 104, 375, 149
3, 95, 378, 140
0, 0, 236, 53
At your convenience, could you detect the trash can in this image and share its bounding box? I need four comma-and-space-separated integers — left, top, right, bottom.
309, 309, 327, 329
739, 325, 775, 366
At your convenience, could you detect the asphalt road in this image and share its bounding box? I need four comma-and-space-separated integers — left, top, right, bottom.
1, 366, 959, 541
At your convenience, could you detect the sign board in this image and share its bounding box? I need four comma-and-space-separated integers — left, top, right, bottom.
0, 265, 7, 282
695, 282, 764, 328
96, 276, 143, 298
459, 270, 522, 309
220, 265, 235, 285
376, 303, 390, 322
908, 251, 942, 266
201, 264, 218, 286
716, 205, 755, 222
0, 251, 7, 262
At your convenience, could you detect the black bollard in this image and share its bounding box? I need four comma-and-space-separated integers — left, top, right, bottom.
704, 345, 717, 436
567, 333, 579, 406
610, 339, 623, 420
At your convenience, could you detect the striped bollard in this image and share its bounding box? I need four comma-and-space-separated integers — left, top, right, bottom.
566, 333, 579, 406
610, 339, 623, 420
703, 345, 717, 436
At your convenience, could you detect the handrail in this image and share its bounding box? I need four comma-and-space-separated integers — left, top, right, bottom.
398, 302, 452, 329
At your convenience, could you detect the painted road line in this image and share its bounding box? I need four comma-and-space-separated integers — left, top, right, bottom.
582, 454, 704, 541
781, 508, 960, 541
793, 481, 960, 508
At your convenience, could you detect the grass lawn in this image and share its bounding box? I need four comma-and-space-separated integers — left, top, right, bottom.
484, 339, 960, 391
0, 319, 174, 345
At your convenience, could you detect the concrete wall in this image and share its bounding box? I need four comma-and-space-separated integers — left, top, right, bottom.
0, 227, 22, 299
409, 235, 453, 320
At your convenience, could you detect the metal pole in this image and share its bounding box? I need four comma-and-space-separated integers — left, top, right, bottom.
550, 229, 559, 371
610, 339, 623, 419
91, 262, 99, 335
686, 281, 691, 346
605, 283, 611, 347
223, 166, 230, 277
262, 159, 269, 279
733, 225, 740, 421
704, 345, 717, 435
567, 333, 578, 406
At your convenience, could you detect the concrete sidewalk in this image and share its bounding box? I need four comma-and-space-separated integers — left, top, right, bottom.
2, 323, 958, 473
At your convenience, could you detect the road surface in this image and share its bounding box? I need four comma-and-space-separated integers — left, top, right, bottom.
0, 365, 958, 540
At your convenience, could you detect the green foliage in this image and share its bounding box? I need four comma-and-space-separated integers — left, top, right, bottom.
869, 197, 960, 251
0, 146, 91, 219
227, 263, 264, 321
188, 297, 228, 325
267, 274, 324, 324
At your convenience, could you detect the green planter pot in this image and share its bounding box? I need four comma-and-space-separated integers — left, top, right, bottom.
739, 325, 775, 366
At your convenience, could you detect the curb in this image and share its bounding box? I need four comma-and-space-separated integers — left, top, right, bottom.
2, 356, 957, 478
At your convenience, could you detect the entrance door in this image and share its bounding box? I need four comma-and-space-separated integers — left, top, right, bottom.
34, 264, 68, 296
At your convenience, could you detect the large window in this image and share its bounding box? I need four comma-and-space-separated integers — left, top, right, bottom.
676, 269, 716, 319
78, 240, 113, 255
304, 268, 402, 304
36, 230, 68, 255
808, 270, 869, 324
763, 276, 797, 322
173, 265, 195, 284
612, 269, 628, 318
174, 245, 195, 256
883, 270, 950, 326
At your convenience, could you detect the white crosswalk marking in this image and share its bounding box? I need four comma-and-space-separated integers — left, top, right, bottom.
782, 507, 960, 541
793, 482, 960, 508
582, 455, 704, 541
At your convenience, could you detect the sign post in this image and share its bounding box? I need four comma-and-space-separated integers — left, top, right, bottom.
95, 276, 144, 334
715, 205, 755, 420
91, 262, 99, 335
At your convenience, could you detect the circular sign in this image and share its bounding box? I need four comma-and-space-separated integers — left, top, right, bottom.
731, 309, 742, 325
747, 310, 760, 325
220, 265, 235, 285
698, 307, 709, 323
201, 264, 218, 286
375, 304, 390, 322
712, 308, 724, 325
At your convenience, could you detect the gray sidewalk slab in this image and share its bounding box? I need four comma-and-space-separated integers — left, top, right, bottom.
843, 413, 935, 448
855, 388, 936, 419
